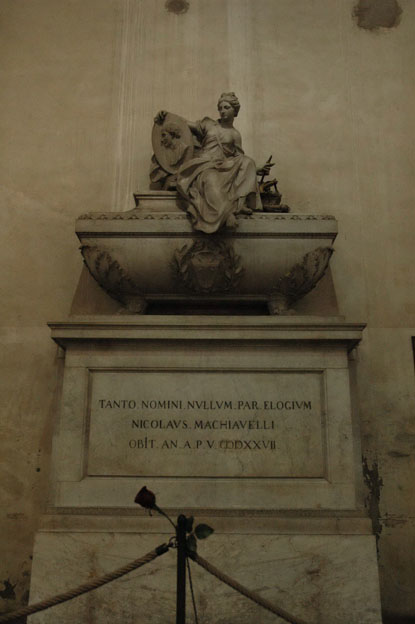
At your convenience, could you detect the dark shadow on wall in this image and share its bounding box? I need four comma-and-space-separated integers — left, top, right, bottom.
353, 0, 402, 30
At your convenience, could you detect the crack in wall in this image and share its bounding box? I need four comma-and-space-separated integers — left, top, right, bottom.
362, 456, 384, 549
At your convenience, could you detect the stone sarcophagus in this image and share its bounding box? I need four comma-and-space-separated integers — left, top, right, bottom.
76, 192, 338, 315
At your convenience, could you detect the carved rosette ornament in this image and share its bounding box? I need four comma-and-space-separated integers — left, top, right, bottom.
81, 245, 147, 313
268, 247, 334, 315
172, 239, 244, 294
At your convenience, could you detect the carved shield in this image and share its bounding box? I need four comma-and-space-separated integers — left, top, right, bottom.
173, 240, 244, 294
152, 113, 194, 174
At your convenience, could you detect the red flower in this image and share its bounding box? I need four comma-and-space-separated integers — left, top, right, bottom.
134, 486, 156, 509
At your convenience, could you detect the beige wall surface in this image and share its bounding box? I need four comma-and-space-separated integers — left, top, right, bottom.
0, 0, 414, 619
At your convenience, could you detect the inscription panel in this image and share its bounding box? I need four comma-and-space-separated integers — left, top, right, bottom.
86, 370, 326, 478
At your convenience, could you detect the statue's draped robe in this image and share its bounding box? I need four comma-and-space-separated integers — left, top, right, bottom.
176, 117, 261, 233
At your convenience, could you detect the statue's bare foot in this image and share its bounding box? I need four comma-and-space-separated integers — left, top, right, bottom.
225, 214, 237, 228
245, 191, 257, 213
239, 207, 253, 215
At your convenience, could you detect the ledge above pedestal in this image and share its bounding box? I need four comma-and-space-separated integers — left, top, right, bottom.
48, 315, 365, 350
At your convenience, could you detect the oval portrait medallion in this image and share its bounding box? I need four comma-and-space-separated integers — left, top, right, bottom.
152, 113, 194, 174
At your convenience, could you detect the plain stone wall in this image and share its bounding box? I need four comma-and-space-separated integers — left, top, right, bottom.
0, 0, 414, 619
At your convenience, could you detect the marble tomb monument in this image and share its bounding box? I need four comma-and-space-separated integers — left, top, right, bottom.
28, 93, 382, 624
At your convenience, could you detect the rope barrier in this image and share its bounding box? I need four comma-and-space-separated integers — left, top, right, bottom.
0, 540, 310, 624
190, 551, 308, 624
0, 542, 170, 623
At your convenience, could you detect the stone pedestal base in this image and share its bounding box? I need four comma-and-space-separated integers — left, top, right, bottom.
29, 515, 382, 624
30, 316, 382, 623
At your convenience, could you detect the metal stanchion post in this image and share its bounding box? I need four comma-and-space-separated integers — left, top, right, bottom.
176, 514, 187, 624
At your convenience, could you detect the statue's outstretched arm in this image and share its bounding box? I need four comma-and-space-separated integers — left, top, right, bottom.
154, 110, 198, 134
187, 120, 199, 134
154, 110, 168, 125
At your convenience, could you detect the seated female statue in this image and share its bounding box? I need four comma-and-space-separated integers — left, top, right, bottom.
155, 92, 272, 234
